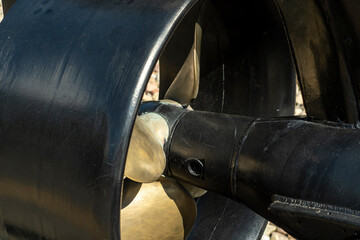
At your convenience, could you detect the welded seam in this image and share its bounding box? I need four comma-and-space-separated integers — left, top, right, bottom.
271, 195, 360, 218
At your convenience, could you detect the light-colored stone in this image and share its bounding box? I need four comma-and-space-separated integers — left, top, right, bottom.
288, 235, 296, 240
296, 92, 304, 105
146, 77, 159, 95
271, 232, 289, 240
295, 82, 306, 116
276, 227, 287, 235
142, 93, 153, 101
261, 235, 270, 240
295, 107, 303, 116
0, 3, 3, 22
264, 223, 277, 236
152, 92, 159, 101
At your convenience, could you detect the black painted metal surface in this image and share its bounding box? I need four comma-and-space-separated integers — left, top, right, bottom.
235, 119, 360, 239
332, 0, 360, 124
2, 0, 360, 239
167, 109, 360, 240
0, 0, 198, 239
160, 0, 299, 238
138, 101, 268, 240
274, 0, 360, 123
188, 192, 267, 240
161, 0, 296, 117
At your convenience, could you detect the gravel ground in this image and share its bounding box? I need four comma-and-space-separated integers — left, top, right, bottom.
261, 222, 296, 240
0, 5, 303, 239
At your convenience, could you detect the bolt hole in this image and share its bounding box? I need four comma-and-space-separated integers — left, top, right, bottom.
186, 159, 203, 177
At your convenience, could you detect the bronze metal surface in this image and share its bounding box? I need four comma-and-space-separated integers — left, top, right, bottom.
137, 113, 169, 146
179, 181, 207, 198
121, 177, 196, 240
125, 117, 166, 183
164, 23, 202, 106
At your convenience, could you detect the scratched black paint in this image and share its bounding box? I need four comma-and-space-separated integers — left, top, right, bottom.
0, 0, 197, 239
1, 0, 360, 239
274, 0, 360, 123
161, 1, 296, 239
168, 110, 360, 240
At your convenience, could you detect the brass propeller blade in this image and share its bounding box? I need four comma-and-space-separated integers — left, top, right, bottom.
138, 113, 169, 146
164, 23, 202, 106
179, 181, 207, 198
124, 115, 167, 183
121, 177, 197, 240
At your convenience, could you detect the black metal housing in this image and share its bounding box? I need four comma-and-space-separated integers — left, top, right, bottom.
0, 0, 198, 239
160, 0, 298, 238
167, 109, 360, 240
2, 0, 360, 239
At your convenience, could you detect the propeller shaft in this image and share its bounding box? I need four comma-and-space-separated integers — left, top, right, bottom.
139, 102, 360, 240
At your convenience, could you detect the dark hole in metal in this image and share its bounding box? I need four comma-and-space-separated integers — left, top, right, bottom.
186, 158, 203, 177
